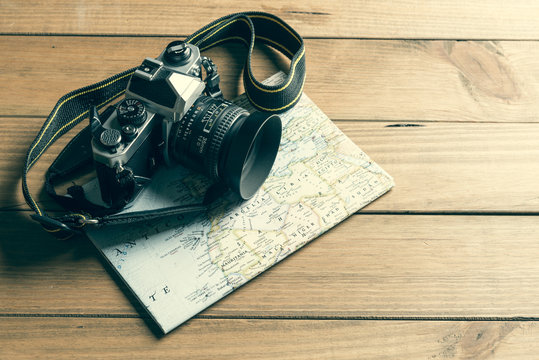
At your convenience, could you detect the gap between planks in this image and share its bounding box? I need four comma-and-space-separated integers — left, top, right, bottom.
3, 116, 539, 126
3, 313, 539, 322
4, 33, 539, 42
4, 208, 539, 216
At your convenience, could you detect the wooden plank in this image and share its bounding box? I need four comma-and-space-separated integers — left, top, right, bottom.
3, 37, 539, 122
346, 121, 539, 212
1, 317, 538, 359
3, 214, 539, 318
4, 120, 539, 212
2, 1, 539, 39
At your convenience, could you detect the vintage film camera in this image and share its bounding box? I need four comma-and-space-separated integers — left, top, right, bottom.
90, 41, 282, 209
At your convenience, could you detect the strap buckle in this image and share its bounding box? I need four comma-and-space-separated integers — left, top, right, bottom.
201, 57, 222, 98
77, 218, 100, 225
30, 213, 99, 237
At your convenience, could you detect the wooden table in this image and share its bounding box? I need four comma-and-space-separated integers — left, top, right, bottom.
3, 1, 539, 358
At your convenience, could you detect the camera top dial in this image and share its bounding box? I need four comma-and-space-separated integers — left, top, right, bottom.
117, 99, 147, 126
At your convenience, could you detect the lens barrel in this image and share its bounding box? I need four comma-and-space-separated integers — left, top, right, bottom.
170, 96, 281, 200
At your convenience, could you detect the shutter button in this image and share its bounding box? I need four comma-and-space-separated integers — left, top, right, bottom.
121, 124, 138, 141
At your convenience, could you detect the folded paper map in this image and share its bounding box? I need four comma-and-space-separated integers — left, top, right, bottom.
86, 73, 395, 334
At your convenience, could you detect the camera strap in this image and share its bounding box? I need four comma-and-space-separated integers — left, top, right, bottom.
22, 12, 306, 239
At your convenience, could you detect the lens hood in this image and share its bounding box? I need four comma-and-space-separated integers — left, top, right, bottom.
222, 112, 282, 200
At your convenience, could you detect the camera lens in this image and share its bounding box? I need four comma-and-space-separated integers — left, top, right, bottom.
170, 96, 281, 200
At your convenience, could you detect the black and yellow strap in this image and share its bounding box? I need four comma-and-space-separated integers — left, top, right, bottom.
22, 11, 306, 239
185, 11, 306, 113
23, 69, 136, 239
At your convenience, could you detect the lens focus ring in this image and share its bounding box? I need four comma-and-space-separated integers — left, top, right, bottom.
169, 95, 281, 200
205, 105, 248, 180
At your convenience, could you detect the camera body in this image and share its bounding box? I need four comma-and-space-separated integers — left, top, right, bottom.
90, 41, 282, 209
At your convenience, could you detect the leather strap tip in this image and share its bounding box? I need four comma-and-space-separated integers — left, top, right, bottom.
30, 214, 81, 239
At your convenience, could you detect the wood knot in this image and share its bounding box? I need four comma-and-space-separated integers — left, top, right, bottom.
442, 41, 521, 103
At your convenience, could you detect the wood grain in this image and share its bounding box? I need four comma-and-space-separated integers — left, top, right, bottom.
2, 1, 539, 39
3, 3, 539, 358
5, 120, 539, 212
2, 37, 539, 122
1, 317, 538, 360
3, 214, 539, 318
